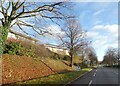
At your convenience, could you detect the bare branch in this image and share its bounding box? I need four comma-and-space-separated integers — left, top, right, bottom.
18, 13, 40, 18
15, 0, 25, 10
17, 20, 51, 35
12, 5, 25, 20
6, 2, 11, 14
17, 23, 29, 35
9, 29, 38, 42
23, 2, 62, 14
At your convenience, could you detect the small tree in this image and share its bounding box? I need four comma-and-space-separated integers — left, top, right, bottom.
59, 19, 88, 67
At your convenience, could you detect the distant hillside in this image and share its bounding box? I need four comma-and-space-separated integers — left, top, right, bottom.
2, 54, 74, 84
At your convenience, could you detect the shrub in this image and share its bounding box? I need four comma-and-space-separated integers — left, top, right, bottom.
4, 38, 35, 57
4, 41, 23, 55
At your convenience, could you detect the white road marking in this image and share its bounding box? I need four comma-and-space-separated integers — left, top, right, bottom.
88, 80, 92, 86
93, 73, 96, 76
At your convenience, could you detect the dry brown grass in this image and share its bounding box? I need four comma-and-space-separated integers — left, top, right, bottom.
2, 54, 74, 84
40, 58, 74, 73
2, 54, 55, 84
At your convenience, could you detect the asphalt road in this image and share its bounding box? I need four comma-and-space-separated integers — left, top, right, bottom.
69, 67, 119, 85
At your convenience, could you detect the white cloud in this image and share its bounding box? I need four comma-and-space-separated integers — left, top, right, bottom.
91, 24, 118, 41
93, 9, 104, 16
92, 35, 108, 49
92, 24, 118, 35
87, 24, 118, 61
86, 30, 108, 50
36, 25, 66, 45
40, 25, 65, 45
44, 24, 65, 38
92, 25, 104, 30
109, 43, 118, 48
93, 40, 106, 48
106, 24, 118, 33
86, 31, 99, 38
92, 35, 118, 50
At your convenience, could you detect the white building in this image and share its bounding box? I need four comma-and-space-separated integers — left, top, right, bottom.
44, 44, 70, 56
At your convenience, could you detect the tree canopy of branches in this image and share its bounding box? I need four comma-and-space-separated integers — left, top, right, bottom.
102, 47, 118, 66
59, 19, 89, 67
0, 0, 71, 55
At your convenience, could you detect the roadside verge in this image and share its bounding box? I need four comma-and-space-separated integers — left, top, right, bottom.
64, 68, 93, 85
15, 68, 92, 84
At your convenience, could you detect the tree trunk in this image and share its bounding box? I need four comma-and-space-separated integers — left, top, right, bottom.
0, 25, 10, 55
69, 54, 73, 67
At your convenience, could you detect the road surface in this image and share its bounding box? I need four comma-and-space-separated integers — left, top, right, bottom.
69, 67, 119, 85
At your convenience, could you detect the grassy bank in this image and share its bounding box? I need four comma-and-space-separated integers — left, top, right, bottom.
17, 68, 92, 85
2, 54, 74, 84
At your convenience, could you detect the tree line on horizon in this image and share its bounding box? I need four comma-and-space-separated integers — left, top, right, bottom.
102, 47, 119, 66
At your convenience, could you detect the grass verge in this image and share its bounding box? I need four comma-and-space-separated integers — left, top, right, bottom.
17, 68, 92, 84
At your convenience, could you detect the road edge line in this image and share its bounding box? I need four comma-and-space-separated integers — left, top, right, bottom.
64, 68, 93, 85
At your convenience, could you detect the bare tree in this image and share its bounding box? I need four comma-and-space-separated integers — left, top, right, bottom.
87, 47, 98, 66
59, 18, 88, 67
102, 47, 118, 66
0, 0, 72, 55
